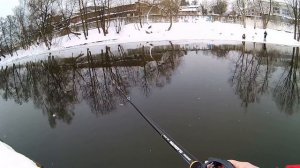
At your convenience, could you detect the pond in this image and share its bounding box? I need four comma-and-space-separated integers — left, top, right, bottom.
0, 41, 299, 168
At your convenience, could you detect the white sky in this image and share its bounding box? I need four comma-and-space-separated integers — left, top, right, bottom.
0, 0, 19, 18
0, 0, 287, 18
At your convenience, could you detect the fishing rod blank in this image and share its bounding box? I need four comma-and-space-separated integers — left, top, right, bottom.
116, 86, 233, 168
120, 91, 196, 164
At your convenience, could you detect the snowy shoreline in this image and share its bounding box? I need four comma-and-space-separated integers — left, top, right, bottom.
0, 141, 39, 168
0, 20, 299, 67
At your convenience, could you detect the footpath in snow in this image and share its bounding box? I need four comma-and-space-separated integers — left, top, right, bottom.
0, 20, 299, 67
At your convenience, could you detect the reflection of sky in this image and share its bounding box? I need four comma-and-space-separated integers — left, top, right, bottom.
0, 0, 19, 18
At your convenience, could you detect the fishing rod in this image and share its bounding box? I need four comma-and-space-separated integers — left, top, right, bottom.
116, 86, 234, 168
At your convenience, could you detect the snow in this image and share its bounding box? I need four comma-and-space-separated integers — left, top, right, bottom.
0, 18, 299, 67
0, 141, 39, 168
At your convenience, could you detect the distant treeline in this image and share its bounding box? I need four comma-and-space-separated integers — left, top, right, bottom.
0, 0, 183, 59
1, 0, 300, 61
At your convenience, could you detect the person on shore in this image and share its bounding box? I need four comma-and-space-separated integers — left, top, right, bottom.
264, 31, 267, 41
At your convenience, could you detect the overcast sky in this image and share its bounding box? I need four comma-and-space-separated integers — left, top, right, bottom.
0, 0, 19, 18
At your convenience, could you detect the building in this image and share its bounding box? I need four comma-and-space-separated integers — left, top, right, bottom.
178, 5, 200, 16
243, 0, 292, 19
70, 2, 162, 25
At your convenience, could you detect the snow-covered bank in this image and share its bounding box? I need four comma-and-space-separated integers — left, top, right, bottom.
0, 20, 299, 67
0, 141, 39, 168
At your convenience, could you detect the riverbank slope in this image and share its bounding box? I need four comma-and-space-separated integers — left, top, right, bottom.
0, 20, 299, 67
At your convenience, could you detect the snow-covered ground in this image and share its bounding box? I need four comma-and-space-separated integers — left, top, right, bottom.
0, 141, 39, 168
0, 19, 299, 67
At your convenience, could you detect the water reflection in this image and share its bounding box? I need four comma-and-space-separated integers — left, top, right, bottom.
230, 43, 272, 107
0, 42, 299, 128
0, 44, 185, 127
273, 47, 300, 115
230, 42, 300, 115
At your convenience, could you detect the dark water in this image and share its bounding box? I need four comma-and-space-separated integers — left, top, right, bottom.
0, 42, 299, 168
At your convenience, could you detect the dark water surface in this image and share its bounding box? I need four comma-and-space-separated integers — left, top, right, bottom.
0, 42, 299, 168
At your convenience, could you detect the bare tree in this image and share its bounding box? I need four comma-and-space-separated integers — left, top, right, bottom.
114, 17, 123, 34
180, 0, 189, 6
14, 6, 31, 49
104, 0, 111, 35
6, 15, 19, 54
257, 0, 272, 29
93, 0, 102, 34
199, 0, 209, 15
97, 0, 111, 36
56, 0, 80, 39
285, 0, 300, 41
0, 18, 10, 56
112, 0, 126, 34
191, 0, 198, 5
236, 0, 248, 28
0, 17, 15, 56
78, 0, 89, 39
137, 0, 143, 28
27, 0, 57, 50
160, 0, 180, 31
212, 0, 228, 16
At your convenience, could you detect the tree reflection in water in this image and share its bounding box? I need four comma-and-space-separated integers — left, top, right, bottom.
0, 44, 185, 127
230, 43, 273, 108
1, 42, 299, 127
230, 42, 300, 115
273, 47, 300, 115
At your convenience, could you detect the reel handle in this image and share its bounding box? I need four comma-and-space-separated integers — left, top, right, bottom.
190, 158, 234, 168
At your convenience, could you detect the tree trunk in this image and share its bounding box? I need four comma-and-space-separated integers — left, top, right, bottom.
242, 15, 246, 28
100, 5, 107, 36
83, 3, 89, 37
294, 16, 297, 40
294, 1, 298, 40
78, 0, 87, 40
94, 0, 101, 34
298, 5, 300, 41
167, 13, 173, 31
105, 0, 110, 35
138, 0, 143, 28
262, 15, 267, 29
